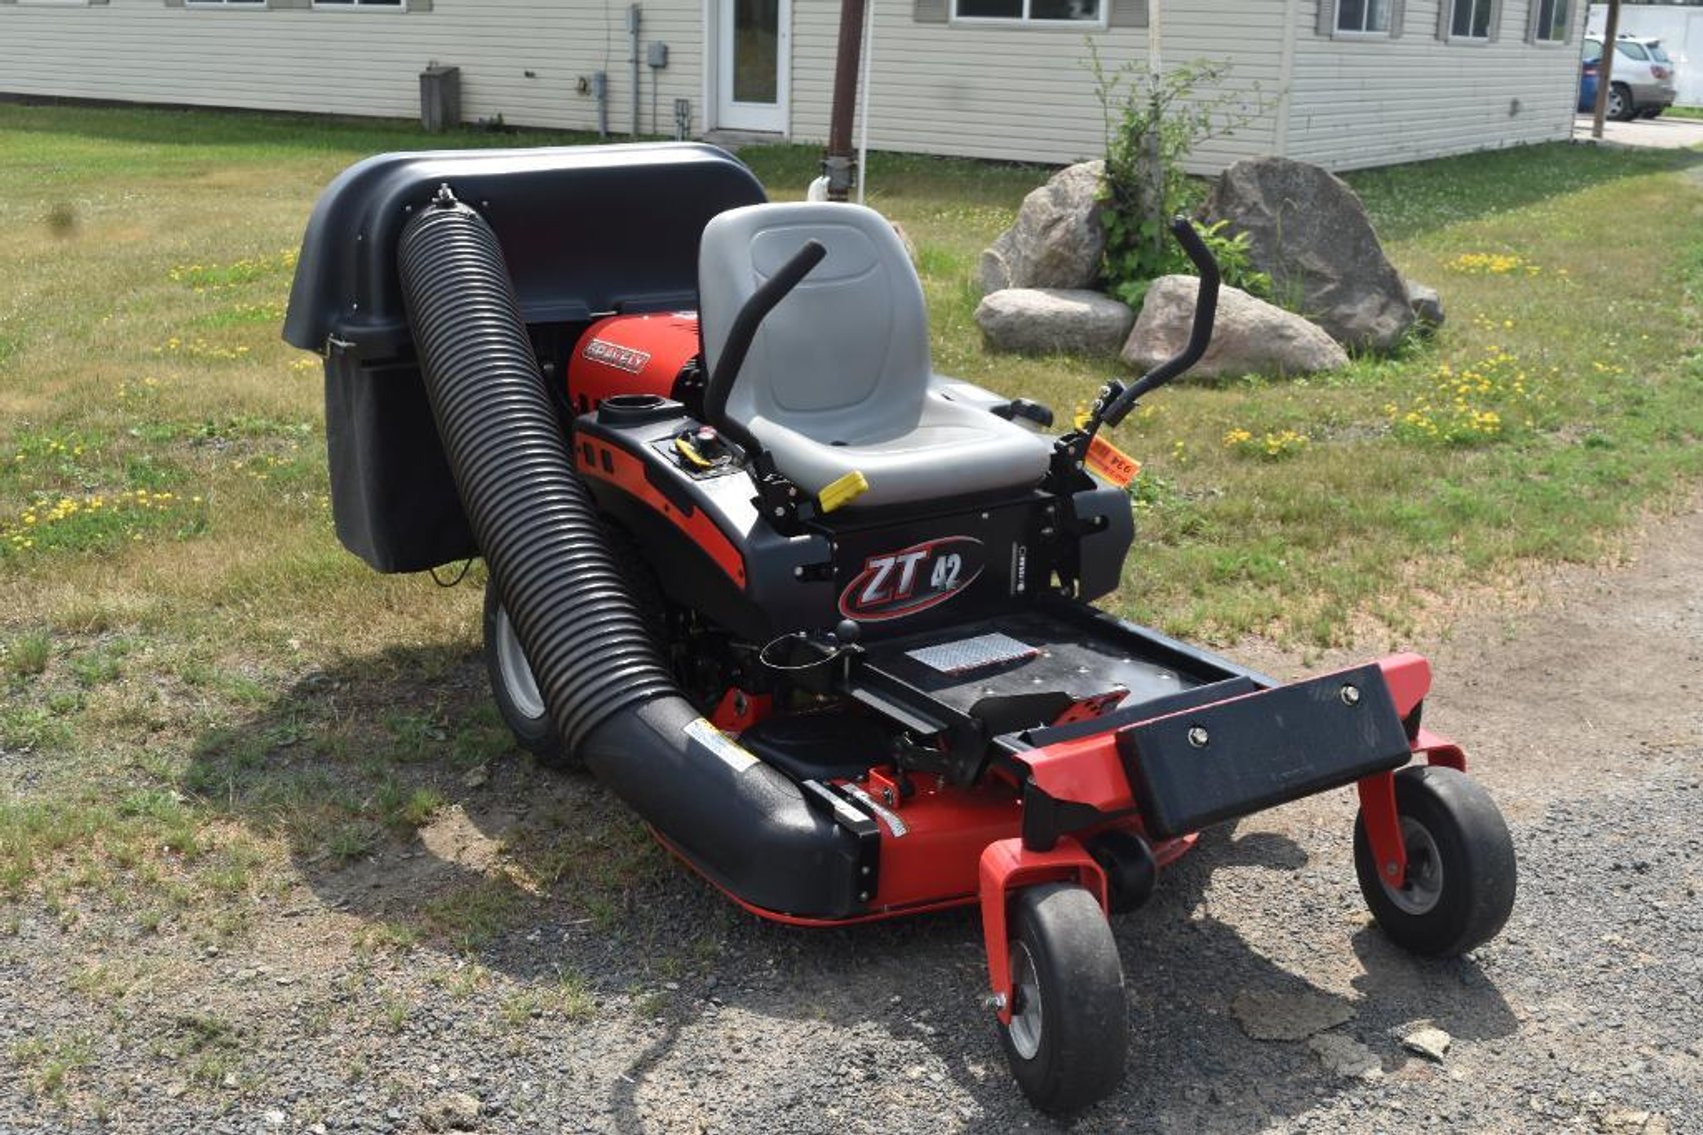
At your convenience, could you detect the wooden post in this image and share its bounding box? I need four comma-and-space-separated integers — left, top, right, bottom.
1591, 0, 1622, 140
825, 0, 869, 201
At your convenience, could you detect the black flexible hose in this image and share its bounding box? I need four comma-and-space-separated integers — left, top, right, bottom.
396, 192, 863, 916
398, 191, 676, 750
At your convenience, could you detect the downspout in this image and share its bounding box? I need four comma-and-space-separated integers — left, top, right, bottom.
630, 2, 643, 138
1273, 0, 1299, 158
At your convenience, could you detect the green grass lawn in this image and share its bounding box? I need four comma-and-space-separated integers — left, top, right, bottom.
2, 103, 1701, 949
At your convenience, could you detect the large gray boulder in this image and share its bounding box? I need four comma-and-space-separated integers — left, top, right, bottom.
976, 287, 1135, 356
1121, 275, 1347, 379
978, 160, 1106, 294
1206, 157, 1413, 352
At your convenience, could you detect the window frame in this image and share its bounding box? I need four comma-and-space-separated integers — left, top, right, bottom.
312, 0, 408, 10
1316, 0, 1406, 42
1443, 0, 1498, 42
1528, 0, 1572, 45
1336, 0, 1392, 36
949, 0, 1108, 31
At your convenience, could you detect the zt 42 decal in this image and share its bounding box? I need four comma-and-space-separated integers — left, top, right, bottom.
838, 537, 985, 621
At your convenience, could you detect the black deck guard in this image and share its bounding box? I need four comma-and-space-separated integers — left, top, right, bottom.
1118, 663, 1411, 838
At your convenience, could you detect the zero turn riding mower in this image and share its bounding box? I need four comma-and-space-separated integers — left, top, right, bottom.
284, 143, 1517, 1115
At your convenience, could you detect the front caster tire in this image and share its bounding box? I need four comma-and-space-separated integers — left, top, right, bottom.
999, 883, 1127, 1115
483, 582, 573, 768
1353, 766, 1515, 957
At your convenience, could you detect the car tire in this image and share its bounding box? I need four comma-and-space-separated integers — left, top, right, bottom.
1609, 83, 1636, 122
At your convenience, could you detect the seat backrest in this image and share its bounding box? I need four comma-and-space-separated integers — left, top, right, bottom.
699, 203, 932, 444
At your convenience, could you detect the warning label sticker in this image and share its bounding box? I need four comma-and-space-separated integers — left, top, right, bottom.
1085, 434, 1141, 488
683, 717, 758, 773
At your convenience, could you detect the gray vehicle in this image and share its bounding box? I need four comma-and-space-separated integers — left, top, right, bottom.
1585, 34, 1678, 121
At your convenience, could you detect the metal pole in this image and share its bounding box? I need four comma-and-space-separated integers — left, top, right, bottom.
1145, 0, 1165, 263
824, 0, 869, 201
630, 3, 643, 138
856, 0, 874, 204
1591, 0, 1621, 140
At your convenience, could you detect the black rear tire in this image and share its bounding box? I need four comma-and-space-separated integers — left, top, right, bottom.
998, 883, 1127, 1115
483, 580, 574, 768
1353, 766, 1515, 957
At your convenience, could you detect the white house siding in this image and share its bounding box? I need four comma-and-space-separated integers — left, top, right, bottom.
0, 0, 705, 139
786, 0, 1285, 170
1285, 0, 1585, 170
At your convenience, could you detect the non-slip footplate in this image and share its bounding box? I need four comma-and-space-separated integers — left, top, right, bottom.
864, 610, 1223, 720
905, 632, 1040, 676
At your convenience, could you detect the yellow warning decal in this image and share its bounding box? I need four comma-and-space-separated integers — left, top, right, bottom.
1085, 435, 1141, 488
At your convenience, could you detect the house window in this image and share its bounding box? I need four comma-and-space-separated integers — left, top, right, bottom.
1450, 0, 1494, 39
314, 0, 405, 7
1337, 0, 1391, 34
1532, 0, 1569, 41
953, 0, 1102, 24
184, 0, 264, 6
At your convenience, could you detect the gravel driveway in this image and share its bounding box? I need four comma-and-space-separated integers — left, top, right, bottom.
4, 506, 1701, 1134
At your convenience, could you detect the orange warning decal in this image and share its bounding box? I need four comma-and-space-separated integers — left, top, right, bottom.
1085, 435, 1141, 488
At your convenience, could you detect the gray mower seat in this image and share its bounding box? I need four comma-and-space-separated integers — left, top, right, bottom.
698, 203, 1052, 510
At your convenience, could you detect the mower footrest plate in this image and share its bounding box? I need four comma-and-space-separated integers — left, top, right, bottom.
1117, 663, 1409, 839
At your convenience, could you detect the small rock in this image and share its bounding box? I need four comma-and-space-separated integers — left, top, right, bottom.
1404, 277, 1445, 330
1231, 987, 1356, 1041
1602, 1109, 1651, 1132
1395, 1020, 1452, 1062
264, 1110, 286, 1127
164, 1080, 189, 1099
421, 1091, 482, 1132
1308, 1032, 1383, 1079
461, 766, 489, 789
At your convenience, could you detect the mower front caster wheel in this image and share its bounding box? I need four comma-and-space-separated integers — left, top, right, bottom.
482, 583, 573, 768
999, 883, 1127, 1115
1353, 765, 1515, 957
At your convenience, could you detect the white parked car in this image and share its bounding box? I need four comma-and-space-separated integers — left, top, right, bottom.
1584, 35, 1678, 121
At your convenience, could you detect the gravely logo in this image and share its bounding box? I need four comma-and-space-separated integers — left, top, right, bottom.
582, 338, 652, 374
839, 536, 985, 622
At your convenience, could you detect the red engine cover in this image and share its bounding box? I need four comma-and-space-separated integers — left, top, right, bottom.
566, 312, 701, 415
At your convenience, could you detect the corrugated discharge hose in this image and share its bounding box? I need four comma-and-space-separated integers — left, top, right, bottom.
395, 191, 862, 917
